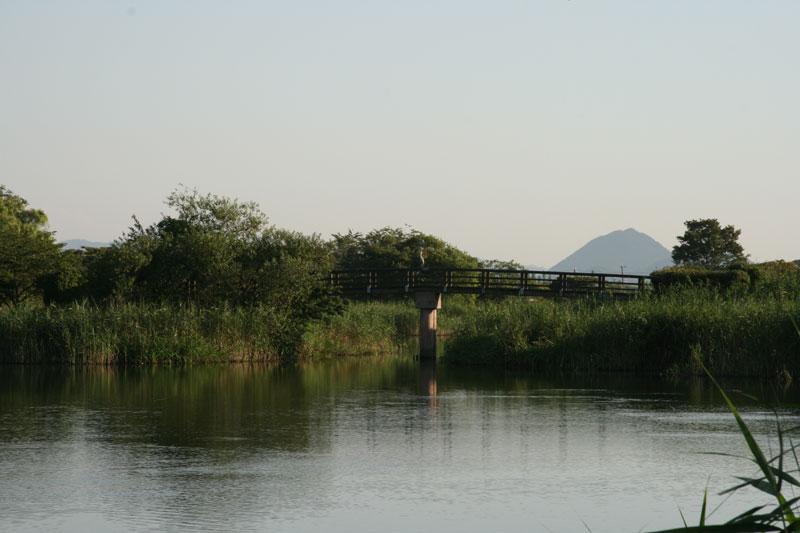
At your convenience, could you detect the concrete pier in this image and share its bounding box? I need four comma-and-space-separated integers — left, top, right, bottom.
415, 291, 442, 359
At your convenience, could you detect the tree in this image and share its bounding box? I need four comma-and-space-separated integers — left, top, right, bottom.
332, 227, 479, 270
0, 186, 63, 305
480, 259, 523, 270
238, 228, 338, 317
672, 219, 747, 269
86, 188, 339, 316
38, 249, 88, 304
133, 188, 266, 304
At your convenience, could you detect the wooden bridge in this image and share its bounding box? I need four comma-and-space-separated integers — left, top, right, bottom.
328, 268, 650, 299
327, 268, 651, 360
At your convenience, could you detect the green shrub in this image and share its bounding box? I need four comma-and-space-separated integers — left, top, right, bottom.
745, 260, 800, 296
650, 266, 751, 292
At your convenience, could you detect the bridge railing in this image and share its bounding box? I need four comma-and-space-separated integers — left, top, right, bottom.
327, 268, 650, 298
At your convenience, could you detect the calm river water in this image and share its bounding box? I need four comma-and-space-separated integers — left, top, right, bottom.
1, 357, 797, 532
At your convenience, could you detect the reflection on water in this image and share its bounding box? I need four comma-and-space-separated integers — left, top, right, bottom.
1, 357, 798, 532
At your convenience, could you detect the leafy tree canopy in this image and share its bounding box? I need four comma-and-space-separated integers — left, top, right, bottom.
0, 186, 63, 305
479, 259, 524, 270
55, 188, 338, 316
119, 188, 270, 304
332, 227, 479, 270
0, 185, 48, 229
672, 218, 747, 269
164, 187, 267, 240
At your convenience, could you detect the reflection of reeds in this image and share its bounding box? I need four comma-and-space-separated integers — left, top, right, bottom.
443, 290, 800, 378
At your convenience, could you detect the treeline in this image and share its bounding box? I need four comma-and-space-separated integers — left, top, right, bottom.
1, 186, 486, 311
4, 186, 800, 371
0, 186, 487, 364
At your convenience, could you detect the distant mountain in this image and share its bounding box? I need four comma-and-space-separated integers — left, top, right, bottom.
550, 228, 672, 276
62, 239, 110, 250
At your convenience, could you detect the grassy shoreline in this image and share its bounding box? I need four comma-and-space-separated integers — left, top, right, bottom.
443, 293, 800, 378
0, 303, 301, 365
2, 294, 799, 378
0, 301, 418, 365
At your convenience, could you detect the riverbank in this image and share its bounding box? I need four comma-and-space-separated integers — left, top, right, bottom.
0, 303, 302, 365
2, 294, 799, 378
304, 293, 800, 378
0, 301, 420, 365
444, 293, 800, 378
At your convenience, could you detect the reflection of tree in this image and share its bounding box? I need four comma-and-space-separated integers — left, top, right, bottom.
0, 358, 426, 455
4, 361, 799, 530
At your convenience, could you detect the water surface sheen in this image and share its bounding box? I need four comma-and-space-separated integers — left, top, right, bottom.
1, 358, 798, 532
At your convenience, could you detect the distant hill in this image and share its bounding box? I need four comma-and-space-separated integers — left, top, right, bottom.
62, 239, 110, 250
550, 228, 672, 275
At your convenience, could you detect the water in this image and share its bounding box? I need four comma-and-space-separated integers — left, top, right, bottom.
1, 357, 798, 532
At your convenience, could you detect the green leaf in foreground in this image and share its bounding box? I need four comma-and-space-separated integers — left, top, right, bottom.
646, 350, 800, 532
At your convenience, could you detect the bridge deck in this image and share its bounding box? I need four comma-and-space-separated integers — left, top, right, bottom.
328, 268, 650, 299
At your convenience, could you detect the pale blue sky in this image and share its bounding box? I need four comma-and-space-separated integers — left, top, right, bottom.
2, 1, 798, 265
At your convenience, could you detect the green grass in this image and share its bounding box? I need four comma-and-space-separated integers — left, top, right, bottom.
0, 302, 299, 365
443, 291, 800, 378
0, 300, 419, 365
3, 291, 799, 374
301, 301, 417, 358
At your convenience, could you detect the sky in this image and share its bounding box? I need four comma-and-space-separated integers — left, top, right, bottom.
1, 1, 798, 267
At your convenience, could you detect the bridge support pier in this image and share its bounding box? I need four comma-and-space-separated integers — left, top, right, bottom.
415, 292, 442, 359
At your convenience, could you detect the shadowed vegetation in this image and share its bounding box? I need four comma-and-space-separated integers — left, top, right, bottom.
442, 291, 800, 378
3, 186, 800, 372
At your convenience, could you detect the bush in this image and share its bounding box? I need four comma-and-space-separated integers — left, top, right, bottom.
650, 266, 751, 293
745, 260, 800, 297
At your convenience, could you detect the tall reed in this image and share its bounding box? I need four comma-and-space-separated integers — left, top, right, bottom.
300, 301, 417, 358
0, 302, 298, 365
443, 291, 800, 378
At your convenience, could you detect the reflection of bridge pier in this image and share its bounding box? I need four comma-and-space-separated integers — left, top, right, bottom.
419, 359, 438, 409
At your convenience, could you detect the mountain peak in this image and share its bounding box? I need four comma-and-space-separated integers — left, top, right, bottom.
550, 229, 672, 275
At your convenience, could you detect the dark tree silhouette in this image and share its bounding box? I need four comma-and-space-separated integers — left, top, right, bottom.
672, 219, 747, 269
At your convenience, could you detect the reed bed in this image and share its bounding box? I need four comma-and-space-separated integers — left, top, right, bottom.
300, 301, 417, 358
0, 303, 298, 365
3, 292, 799, 376
443, 291, 800, 378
